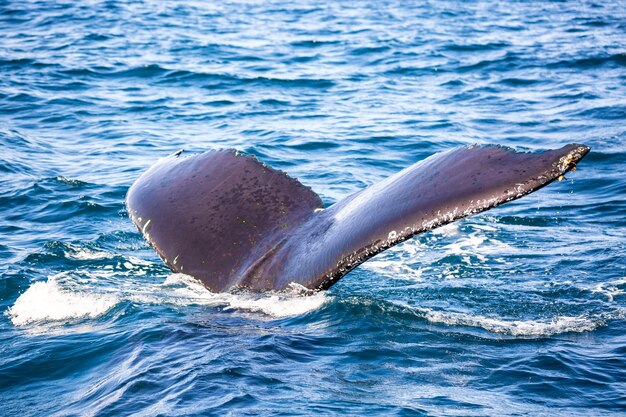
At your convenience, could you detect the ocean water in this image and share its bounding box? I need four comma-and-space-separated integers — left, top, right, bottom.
1, 0, 625, 415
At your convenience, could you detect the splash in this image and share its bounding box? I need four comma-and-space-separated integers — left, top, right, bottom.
363, 259, 424, 281
591, 277, 626, 302
362, 222, 512, 280
137, 274, 329, 318
7, 276, 119, 326
63, 244, 115, 261
224, 285, 328, 317
7, 272, 328, 327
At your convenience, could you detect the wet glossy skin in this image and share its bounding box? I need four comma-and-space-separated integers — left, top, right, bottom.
126, 150, 322, 292
127, 144, 589, 292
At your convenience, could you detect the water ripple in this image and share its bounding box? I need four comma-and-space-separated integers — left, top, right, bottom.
1, 0, 625, 415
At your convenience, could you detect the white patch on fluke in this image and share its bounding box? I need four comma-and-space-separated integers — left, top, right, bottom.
142, 219, 152, 234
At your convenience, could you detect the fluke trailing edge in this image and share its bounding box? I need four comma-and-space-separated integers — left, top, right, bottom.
127, 144, 589, 292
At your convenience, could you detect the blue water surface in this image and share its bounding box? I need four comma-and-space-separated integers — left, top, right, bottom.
1, 1, 625, 415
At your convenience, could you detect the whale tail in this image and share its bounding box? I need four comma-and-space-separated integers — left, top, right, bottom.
127, 144, 589, 292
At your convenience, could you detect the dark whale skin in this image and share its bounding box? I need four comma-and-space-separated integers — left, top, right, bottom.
127, 144, 589, 292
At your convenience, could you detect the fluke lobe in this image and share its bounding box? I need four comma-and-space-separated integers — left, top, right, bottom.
127, 144, 589, 292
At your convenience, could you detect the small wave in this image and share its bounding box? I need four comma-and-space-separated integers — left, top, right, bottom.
384, 65, 441, 77
498, 77, 542, 87
290, 39, 341, 48
0, 58, 55, 69
350, 45, 391, 56
591, 277, 626, 302
173, 70, 335, 89
416, 308, 600, 336
547, 53, 626, 69
64, 246, 115, 261
570, 105, 626, 121
57, 64, 337, 90
24, 241, 127, 265
287, 140, 340, 151
457, 51, 522, 72
362, 259, 424, 281
258, 98, 289, 106
7, 276, 119, 326
443, 41, 511, 52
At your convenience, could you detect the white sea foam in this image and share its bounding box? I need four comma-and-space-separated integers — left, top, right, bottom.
145, 274, 328, 318
444, 230, 516, 259
591, 277, 626, 302
431, 223, 459, 236
9, 270, 619, 337
361, 231, 427, 280
8, 272, 328, 327
363, 259, 424, 281
223, 290, 328, 317
363, 223, 513, 281
415, 307, 600, 336
62, 243, 115, 261
67, 248, 115, 261
7, 276, 119, 326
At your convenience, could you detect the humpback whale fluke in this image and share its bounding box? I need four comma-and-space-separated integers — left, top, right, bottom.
127, 144, 590, 292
